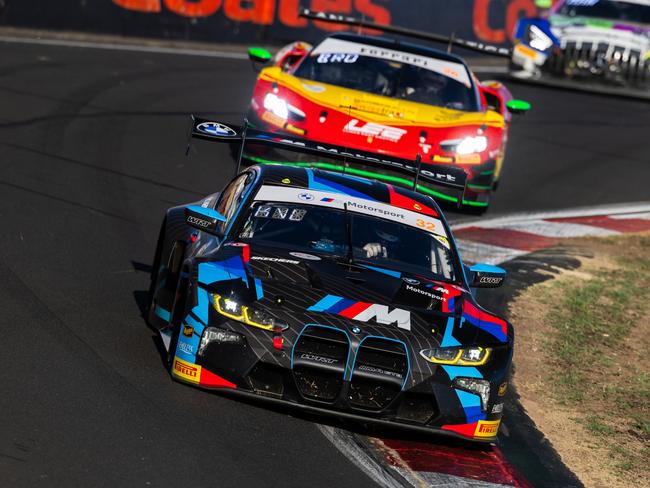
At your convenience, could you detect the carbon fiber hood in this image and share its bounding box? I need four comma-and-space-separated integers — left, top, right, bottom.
198, 242, 510, 348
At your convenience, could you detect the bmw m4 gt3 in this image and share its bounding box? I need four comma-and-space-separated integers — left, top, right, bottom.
147, 118, 513, 442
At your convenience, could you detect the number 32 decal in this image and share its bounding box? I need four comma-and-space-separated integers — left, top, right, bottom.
416, 219, 437, 231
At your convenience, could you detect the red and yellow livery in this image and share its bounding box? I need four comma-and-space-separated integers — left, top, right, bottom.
248, 33, 529, 211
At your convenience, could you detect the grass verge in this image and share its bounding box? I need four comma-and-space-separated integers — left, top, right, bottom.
509, 233, 650, 488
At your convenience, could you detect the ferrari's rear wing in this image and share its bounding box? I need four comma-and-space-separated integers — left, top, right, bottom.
188, 116, 467, 203
299, 8, 512, 59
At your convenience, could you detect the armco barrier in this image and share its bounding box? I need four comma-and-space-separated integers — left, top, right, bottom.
0, 0, 538, 47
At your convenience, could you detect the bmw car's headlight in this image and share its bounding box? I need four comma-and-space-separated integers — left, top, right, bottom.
264, 93, 289, 119
214, 295, 245, 320
420, 346, 491, 366
527, 25, 553, 52
440, 136, 488, 155
213, 294, 289, 332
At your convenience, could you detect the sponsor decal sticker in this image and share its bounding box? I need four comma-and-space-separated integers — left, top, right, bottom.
196, 122, 237, 138
498, 382, 508, 396
183, 324, 194, 337
343, 119, 407, 143
479, 276, 503, 285
405, 284, 445, 301
300, 353, 338, 364
433, 235, 450, 249
474, 420, 500, 438
316, 52, 360, 64
251, 256, 300, 265
173, 358, 201, 384
178, 341, 194, 355
289, 252, 321, 261
187, 215, 212, 228
357, 365, 403, 379
309, 295, 412, 331
281, 178, 291, 184
402, 277, 420, 285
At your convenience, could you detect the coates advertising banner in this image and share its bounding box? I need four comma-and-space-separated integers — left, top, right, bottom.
0, 0, 540, 47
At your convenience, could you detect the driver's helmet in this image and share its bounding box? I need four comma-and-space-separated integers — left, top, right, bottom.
376, 228, 400, 244
373, 222, 402, 257
419, 69, 448, 93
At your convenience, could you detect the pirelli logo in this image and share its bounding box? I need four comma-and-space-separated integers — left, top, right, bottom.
474, 420, 500, 438
173, 358, 201, 384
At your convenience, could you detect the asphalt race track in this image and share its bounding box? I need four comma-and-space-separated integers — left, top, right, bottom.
0, 39, 649, 487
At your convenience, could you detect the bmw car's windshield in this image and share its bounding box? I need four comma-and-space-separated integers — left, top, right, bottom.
293, 37, 479, 112
236, 200, 458, 282
557, 0, 650, 23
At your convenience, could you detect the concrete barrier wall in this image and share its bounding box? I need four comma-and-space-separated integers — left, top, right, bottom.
0, 0, 539, 47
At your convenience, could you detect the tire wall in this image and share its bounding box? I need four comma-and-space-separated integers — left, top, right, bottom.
0, 0, 541, 47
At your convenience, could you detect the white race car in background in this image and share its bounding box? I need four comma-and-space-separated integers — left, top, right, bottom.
510, 0, 650, 96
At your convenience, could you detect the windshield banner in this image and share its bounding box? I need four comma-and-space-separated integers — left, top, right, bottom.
254, 185, 449, 239
311, 38, 472, 87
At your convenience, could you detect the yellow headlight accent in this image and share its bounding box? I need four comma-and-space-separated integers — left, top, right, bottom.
423, 349, 463, 365
458, 347, 491, 366
213, 294, 280, 332
213, 295, 244, 321
422, 347, 491, 366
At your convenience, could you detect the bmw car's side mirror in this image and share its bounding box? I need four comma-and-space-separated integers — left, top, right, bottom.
248, 47, 272, 65
468, 264, 506, 288
184, 205, 226, 236
506, 99, 532, 115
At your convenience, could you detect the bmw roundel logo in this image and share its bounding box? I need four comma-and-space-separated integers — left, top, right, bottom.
197, 122, 238, 137
298, 192, 315, 202
352, 326, 362, 334
403, 277, 420, 285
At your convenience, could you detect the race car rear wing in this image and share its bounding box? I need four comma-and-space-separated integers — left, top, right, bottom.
299, 8, 512, 58
188, 116, 467, 204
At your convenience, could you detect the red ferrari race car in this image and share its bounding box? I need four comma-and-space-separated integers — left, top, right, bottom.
246, 10, 530, 212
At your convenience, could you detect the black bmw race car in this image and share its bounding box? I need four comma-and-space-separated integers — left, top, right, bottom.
147, 118, 513, 442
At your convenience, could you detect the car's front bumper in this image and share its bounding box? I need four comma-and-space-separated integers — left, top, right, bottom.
169, 319, 509, 443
